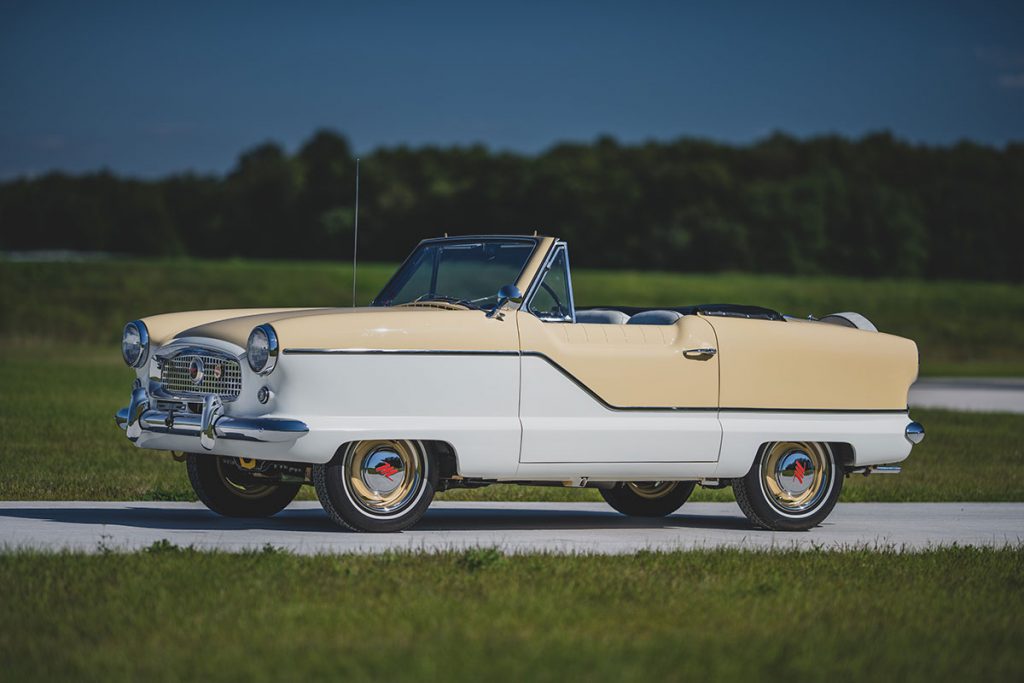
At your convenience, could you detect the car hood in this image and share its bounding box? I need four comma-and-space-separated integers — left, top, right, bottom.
143, 303, 513, 353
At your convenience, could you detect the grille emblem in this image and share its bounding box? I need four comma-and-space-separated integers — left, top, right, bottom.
189, 358, 205, 385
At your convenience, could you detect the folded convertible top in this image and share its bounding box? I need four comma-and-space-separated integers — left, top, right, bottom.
579, 303, 785, 321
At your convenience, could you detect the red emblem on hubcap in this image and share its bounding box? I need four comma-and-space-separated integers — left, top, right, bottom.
376, 463, 399, 480
794, 460, 807, 485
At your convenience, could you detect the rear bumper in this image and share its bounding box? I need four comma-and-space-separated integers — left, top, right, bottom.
115, 387, 308, 450
905, 421, 925, 444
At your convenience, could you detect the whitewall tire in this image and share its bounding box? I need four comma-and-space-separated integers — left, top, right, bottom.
313, 440, 436, 532
732, 441, 843, 531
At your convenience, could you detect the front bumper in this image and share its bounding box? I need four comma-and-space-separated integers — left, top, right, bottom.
115, 387, 308, 450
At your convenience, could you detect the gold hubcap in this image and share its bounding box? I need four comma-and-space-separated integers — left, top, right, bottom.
215, 457, 277, 499
344, 440, 424, 514
626, 481, 679, 499
760, 442, 831, 513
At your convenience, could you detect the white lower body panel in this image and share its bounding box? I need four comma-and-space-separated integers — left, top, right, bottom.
715, 410, 914, 478
518, 355, 722, 464
127, 351, 917, 481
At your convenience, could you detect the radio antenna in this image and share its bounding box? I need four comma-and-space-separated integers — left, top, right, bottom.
351, 158, 360, 307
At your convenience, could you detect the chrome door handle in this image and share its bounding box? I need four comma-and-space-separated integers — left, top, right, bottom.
683, 347, 717, 358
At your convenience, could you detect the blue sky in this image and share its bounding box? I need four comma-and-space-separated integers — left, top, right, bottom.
1, 0, 1022, 178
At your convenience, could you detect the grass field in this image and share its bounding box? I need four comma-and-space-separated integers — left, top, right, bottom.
1, 344, 1021, 503
1, 546, 1020, 682
2, 261, 1020, 683
3, 259, 1024, 374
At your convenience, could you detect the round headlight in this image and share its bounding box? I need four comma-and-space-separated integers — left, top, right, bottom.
247, 324, 279, 375
122, 320, 150, 368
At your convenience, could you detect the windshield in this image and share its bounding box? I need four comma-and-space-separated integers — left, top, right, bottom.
373, 238, 537, 308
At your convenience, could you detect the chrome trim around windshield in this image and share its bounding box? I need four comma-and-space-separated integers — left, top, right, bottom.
370, 235, 543, 307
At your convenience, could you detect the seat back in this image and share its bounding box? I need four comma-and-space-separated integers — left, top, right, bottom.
626, 310, 682, 325
575, 309, 630, 325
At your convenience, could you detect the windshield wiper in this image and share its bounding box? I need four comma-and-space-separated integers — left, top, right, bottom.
411, 294, 482, 310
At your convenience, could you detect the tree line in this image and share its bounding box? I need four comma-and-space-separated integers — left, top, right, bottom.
1, 130, 1021, 281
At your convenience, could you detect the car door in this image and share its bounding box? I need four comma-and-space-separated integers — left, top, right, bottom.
516, 243, 722, 463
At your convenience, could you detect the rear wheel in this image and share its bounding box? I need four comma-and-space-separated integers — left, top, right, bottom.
186, 454, 300, 517
599, 481, 696, 517
313, 440, 435, 532
732, 441, 842, 531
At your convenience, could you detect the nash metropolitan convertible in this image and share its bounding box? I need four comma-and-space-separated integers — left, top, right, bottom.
115, 235, 924, 532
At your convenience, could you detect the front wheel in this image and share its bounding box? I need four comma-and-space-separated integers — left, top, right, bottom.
600, 481, 696, 517
732, 441, 843, 531
186, 454, 301, 518
313, 440, 435, 532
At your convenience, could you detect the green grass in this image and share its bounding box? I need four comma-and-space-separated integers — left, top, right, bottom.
3, 259, 1023, 374
0, 547, 1020, 682
1, 344, 1021, 503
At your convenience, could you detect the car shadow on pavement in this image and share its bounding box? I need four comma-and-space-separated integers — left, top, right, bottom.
416, 506, 756, 532
0, 504, 761, 533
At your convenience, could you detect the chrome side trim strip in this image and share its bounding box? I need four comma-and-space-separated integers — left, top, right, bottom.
283, 348, 520, 356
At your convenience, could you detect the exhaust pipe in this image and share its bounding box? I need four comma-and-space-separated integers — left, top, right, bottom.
848, 465, 902, 476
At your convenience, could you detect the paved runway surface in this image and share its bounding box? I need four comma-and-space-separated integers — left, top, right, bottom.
1, 501, 1020, 554
910, 377, 1024, 413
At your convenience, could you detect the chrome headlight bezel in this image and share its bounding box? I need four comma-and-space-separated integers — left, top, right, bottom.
122, 320, 150, 368
247, 324, 279, 375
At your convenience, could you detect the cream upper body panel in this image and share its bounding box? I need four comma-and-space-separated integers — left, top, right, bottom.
153, 306, 517, 351
273, 307, 518, 352
141, 308, 325, 347
708, 315, 918, 410
145, 305, 519, 352
516, 311, 720, 408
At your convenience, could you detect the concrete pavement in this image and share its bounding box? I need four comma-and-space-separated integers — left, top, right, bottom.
910, 377, 1024, 414
0, 501, 1020, 554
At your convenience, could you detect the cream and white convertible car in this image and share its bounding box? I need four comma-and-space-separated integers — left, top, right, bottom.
116, 234, 924, 532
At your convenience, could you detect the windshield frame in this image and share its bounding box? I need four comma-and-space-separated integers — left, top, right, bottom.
371, 235, 543, 308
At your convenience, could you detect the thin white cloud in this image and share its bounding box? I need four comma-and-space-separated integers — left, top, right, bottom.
996, 73, 1024, 89
34, 135, 66, 151
976, 46, 1024, 69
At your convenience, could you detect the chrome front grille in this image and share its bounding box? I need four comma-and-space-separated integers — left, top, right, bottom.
157, 349, 242, 401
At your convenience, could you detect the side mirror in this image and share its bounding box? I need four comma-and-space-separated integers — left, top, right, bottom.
486, 284, 523, 318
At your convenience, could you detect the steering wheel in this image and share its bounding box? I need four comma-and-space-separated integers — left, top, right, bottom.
539, 282, 570, 319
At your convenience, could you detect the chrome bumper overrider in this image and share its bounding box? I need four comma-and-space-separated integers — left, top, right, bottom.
905, 421, 925, 445
115, 388, 308, 450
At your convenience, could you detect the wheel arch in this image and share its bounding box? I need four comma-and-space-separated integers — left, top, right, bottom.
328, 438, 459, 479
753, 440, 852, 465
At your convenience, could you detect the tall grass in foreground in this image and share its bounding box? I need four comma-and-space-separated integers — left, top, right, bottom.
0, 546, 1020, 682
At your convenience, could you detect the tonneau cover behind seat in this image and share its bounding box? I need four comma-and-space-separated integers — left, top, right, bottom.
577, 303, 785, 322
